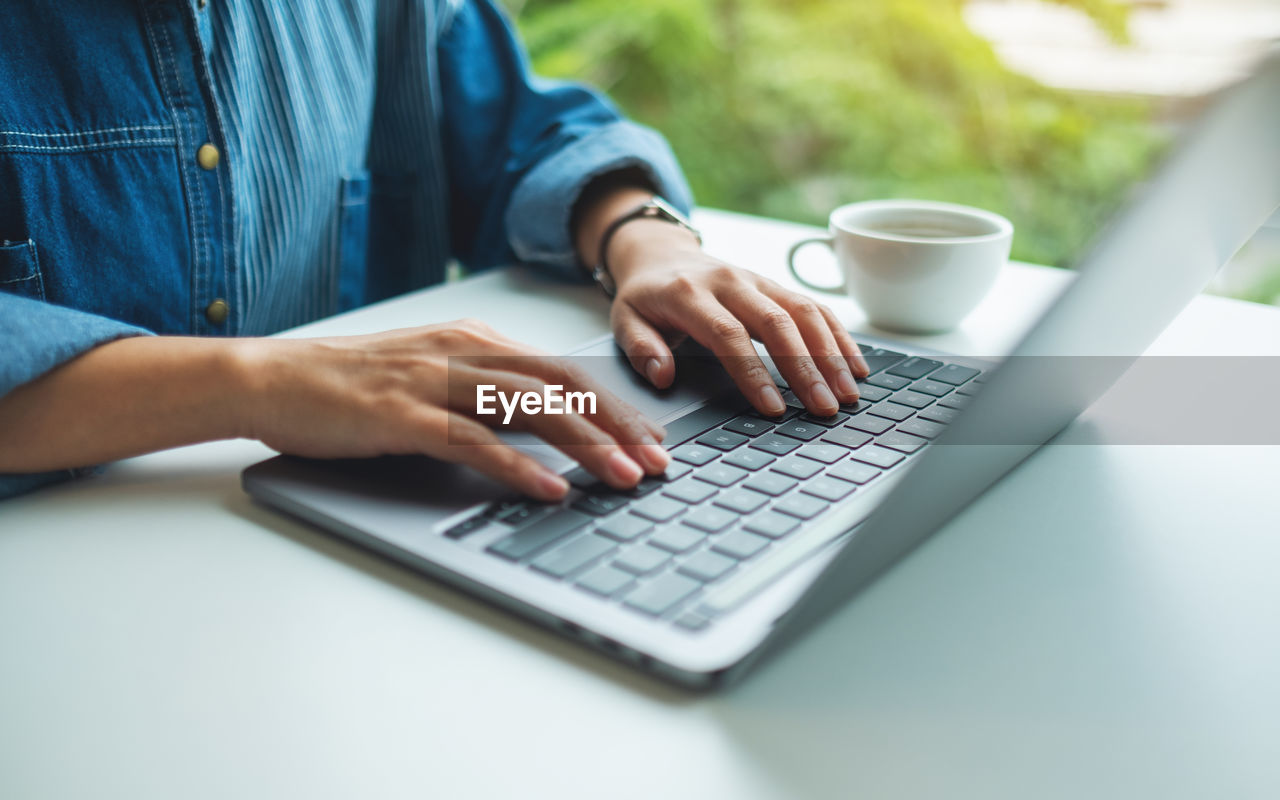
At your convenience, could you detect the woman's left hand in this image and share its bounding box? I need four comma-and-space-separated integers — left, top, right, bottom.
605, 219, 869, 419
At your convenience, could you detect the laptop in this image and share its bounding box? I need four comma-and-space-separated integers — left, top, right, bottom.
243, 54, 1280, 689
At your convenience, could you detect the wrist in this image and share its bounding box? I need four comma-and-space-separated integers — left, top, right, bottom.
607, 218, 704, 288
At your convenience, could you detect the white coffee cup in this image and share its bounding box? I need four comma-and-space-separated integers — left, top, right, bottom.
787, 199, 1013, 333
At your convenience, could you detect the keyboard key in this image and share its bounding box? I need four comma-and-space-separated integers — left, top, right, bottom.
722, 448, 776, 471
743, 472, 798, 496
798, 444, 847, 464
771, 456, 823, 480
712, 530, 772, 560
932, 363, 981, 386
650, 524, 706, 553
911, 379, 954, 397
898, 418, 946, 439
776, 420, 824, 441
624, 573, 702, 616
850, 445, 906, 469
531, 534, 616, 579
918, 406, 959, 425
696, 429, 749, 451
891, 390, 935, 409
876, 431, 928, 454
562, 468, 600, 490
571, 493, 631, 517
723, 416, 775, 437
492, 502, 554, 528
678, 551, 738, 583
861, 348, 906, 374
682, 506, 738, 532
801, 476, 855, 502
713, 488, 770, 515
657, 461, 694, 482
851, 383, 891, 402
695, 463, 750, 488
627, 478, 664, 497
866, 373, 912, 391
749, 433, 802, 456
887, 356, 942, 380
774, 493, 828, 520
661, 402, 744, 447
614, 544, 671, 575
845, 414, 895, 435
487, 509, 592, 561
826, 461, 881, 485
575, 564, 634, 597
443, 514, 489, 540
631, 495, 686, 522
798, 411, 850, 428
597, 515, 653, 542
662, 479, 718, 505
940, 394, 972, 410
868, 402, 915, 422
674, 611, 711, 631
744, 511, 801, 539
671, 443, 719, 466
821, 427, 872, 449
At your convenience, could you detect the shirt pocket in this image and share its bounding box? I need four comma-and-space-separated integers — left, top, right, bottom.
0, 239, 45, 301
336, 171, 371, 313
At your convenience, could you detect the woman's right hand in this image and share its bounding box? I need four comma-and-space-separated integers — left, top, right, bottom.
235, 318, 671, 502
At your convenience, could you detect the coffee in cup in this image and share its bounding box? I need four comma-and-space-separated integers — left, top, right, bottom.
787, 199, 1013, 333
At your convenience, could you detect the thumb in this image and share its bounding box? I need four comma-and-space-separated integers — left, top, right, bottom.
613, 302, 676, 389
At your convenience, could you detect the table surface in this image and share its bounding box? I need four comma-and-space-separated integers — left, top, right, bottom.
3, 209, 1278, 800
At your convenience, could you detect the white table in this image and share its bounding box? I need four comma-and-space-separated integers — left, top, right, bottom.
3, 209, 1278, 800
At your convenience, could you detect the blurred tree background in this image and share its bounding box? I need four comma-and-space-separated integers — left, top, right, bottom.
504, 0, 1166, 269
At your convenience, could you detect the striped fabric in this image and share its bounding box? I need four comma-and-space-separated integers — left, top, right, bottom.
203, 0, 380, 334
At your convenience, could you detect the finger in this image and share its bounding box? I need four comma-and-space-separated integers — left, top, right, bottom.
453, 368, 663, 487
714, 289, 842, 415
816, 303, 869, 378
755, 289, 858, 407
613, 301, 676, 390
449, 355, 667, 462
666, 290, 789, 417
427, 411, 570, 502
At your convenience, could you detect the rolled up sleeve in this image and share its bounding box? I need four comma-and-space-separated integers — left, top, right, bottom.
0, 293, 151, 500
438, 0, 693, 277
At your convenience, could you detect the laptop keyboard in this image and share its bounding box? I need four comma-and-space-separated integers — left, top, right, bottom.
447, 345, 983, 631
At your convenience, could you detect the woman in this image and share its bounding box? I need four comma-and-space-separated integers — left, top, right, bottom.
0, 0, 866, 501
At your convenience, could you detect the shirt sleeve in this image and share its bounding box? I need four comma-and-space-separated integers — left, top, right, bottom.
0, 292, 151, 500
437, 0, 694, 277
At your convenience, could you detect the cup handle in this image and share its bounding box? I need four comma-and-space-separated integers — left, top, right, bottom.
786, 236, 845, 295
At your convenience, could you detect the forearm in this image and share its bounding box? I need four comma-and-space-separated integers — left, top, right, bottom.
0, 336, 253, 472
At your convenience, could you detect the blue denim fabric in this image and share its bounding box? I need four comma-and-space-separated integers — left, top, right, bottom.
0, 0, 692, 499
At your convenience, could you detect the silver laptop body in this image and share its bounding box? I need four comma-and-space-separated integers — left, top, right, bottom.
243, 54, 1280, 689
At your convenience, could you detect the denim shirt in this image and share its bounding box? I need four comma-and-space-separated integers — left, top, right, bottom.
0, 0, 691, 499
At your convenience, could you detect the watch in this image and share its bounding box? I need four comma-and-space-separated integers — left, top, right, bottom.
591, 197, 701, 298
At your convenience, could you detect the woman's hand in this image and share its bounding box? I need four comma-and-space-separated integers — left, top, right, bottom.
237, 319, 670, 501
605, 220, 869, 417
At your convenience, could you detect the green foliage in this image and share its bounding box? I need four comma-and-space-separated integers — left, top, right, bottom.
507, 0, 1164, 268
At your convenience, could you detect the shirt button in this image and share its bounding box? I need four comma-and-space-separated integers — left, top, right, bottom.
197, 143, 220, 171
205, 298, 230, 325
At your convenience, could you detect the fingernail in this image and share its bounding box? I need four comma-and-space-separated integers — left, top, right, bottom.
608, 450, 644, 485
811, 381, 838, 412
645, 358, 663, 385
835, 370, 859, 401
641, 443, 670, 473
535, 471, 569, 500
852, 352, 870, 376
759, 384, 786, 416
